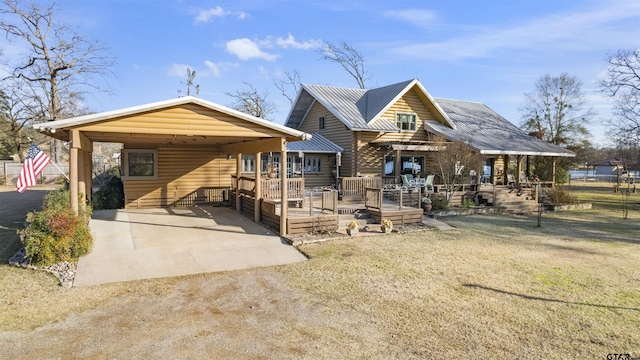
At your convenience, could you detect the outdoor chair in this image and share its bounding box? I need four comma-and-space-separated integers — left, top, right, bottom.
424, 174, 435, 193
401, 174, 415, 186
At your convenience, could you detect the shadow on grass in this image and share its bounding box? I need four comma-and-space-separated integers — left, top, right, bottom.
463, 283, 640, 312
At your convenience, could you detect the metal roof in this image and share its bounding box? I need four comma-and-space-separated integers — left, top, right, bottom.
287, 132, 343, 153
35, 96, 311, 141
428, 98, 575, 157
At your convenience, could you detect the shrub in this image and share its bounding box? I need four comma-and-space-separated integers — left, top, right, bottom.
92, 169, 124, 209
544, 186, 577, 205
554, 167, 569, 185
430, 194, 450, 210
20, 189, 93, 266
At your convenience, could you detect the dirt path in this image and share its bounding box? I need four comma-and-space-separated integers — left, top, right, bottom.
0, 185, 59, 261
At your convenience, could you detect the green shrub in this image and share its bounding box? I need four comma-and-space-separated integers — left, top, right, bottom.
20, 189, 93, 266
554, 167, 569, 185
430, 194, 450, 210
92, 168, 124, 210
544, 186, 577, 205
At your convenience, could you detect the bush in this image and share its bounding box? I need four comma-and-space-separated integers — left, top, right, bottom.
20, 189, 93, 266
554, 167, 569, 185
92, 169, 124, 210
430, 194, 450, 210
544, 186, 577, 205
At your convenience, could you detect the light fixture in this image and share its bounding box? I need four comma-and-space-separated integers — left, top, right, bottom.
227, 154, 232, 160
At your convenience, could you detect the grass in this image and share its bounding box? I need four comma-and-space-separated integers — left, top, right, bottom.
1, 183, 639, 358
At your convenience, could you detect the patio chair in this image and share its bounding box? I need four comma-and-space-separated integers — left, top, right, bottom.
401, 174, 415, 186
424, 174, 435, 193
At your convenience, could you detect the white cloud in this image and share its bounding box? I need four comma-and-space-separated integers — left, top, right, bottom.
275, 33, 323, 50
194, 6, 247, 24
204, 60, 220, 77
226, 38, 279, 61
168, 63, 191, 77
383, 9, 438, 28
204, 60, 238, 77
391, 2, 640, 61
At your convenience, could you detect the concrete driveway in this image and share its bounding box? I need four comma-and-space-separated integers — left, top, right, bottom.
74, 206, 307, 286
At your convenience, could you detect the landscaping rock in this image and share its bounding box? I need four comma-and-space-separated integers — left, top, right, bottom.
8, 248, 77, 287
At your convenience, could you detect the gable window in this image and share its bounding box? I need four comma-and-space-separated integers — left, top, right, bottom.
396, 113, 417, 131
304, 155, 321, 173
319, 116, 325, 130
122, 149, 158, 180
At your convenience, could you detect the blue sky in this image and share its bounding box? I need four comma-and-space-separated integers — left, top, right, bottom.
13, 1, 640, 145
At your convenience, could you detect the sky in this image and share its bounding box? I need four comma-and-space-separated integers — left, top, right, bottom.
4, 0, 640, 146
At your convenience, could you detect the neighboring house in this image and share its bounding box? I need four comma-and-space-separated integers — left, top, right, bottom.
589, 157, 623, 176
285, 79, 574, 186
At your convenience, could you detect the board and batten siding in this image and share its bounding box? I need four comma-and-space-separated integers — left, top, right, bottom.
123, 147, 235, 208
297, 101, 355, 177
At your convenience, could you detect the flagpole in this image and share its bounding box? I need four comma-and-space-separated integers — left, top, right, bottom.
49, 159, 70, 181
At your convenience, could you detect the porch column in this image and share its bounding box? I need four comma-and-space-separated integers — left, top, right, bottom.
551, 157, 557, 187
395, 149, 401, 183
236, 153, 242, 212
504, 155, 510, 185
254, 152, 262, 223
516, 155, 523, 186
280, 145, 288, 236
85, 148, 93, 204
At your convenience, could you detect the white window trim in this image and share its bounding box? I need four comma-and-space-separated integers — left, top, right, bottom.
395, 112, 417, 131
304, 155, 322, 174
122, 149, 158, 180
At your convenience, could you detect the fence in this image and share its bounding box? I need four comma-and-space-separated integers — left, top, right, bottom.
340, 177, 383, 197
1, 161, 69, 185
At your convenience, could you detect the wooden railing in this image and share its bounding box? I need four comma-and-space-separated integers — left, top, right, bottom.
365, 187, 383, 209
261, 178, 305, 199
340, 177, 382, 197
322, 189, 339, 213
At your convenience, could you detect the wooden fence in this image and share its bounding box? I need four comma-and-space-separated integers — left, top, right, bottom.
1, 161, 69, 185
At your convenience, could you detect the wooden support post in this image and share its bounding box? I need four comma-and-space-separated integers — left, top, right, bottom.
70, 147, 79, 215
516, 155, 523, 187
504, 155, 510, 185
551, 157, 557, 188
395, 149, 401, 183
236, 153, 242, 212
77, 150, 86, 212
254, 152, 262, 223
280, 146, 288, 235
399, 189, 403, 210
309, 191, 313, 216
85, 148, 93, 204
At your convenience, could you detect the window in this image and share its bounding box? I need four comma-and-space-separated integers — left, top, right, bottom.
304, 155, 321, 173
384, 154, 396, 175
122, 149, 158, 180
396, 113, 417, 131
242, 154, 255, 173
319, 116, 326, 130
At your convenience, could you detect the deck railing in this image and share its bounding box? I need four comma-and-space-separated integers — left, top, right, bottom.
340, 177, 383, 197
364, 187, 383, 209
261, 178, 305, 199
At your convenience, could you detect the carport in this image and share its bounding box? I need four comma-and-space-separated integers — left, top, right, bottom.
36, 96, 312, 235
74, 205, 307, 286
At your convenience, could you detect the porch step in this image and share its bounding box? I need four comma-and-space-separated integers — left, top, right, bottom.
337, 212, 376, 231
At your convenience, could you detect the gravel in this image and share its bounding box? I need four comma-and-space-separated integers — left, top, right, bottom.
8, 248, 76, 288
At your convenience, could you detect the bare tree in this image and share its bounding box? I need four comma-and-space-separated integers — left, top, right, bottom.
0, 0, 114, 162
599, 49, 640, 138
274, 69, 302, 106
430, 135, 483, 204
520, 73, 594, 147
0, 83, 37, 160
318, 41, 369, 89
225, 81, 276, 119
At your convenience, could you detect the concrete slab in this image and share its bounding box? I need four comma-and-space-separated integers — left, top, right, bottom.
422, 216, 456, 231
74, 206, 307, 286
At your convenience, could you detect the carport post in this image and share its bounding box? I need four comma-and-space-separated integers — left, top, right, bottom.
254, 152, 262, 223
280, 146, 288, 236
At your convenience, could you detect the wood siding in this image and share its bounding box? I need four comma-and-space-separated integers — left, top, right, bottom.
123, 146, 235, 208
297, 101, 355, 176
299, 152, 336, 188
78, 104, 287, 139
377, 87, 439, 143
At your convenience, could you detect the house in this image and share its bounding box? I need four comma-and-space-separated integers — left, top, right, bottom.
588, 157, 623, 176
35, 96, 313, 235
285, 79, 574, 188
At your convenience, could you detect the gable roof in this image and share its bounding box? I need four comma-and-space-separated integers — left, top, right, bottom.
285, 79, 453, 131
427, 98, 574, 157
36, 96, 311, 141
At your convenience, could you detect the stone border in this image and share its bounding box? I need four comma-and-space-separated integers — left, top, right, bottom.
8, 248, 76, 288
544, 202, 592, 211
427, 206, 504, 218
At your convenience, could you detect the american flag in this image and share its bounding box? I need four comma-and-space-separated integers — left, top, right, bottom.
16, 142, 51, 193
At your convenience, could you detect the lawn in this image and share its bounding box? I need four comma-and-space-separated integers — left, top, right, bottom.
0, 184, 638, 358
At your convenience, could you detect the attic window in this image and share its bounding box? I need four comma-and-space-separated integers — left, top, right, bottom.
319, 116, 326, 130
396, 113, 416, 131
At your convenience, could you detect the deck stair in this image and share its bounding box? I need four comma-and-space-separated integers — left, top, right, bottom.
478, 186, 539, 214
338, 210, 376, 231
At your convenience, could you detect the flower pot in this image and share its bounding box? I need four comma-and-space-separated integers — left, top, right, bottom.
422, 204, 432, 212
382, 226, 392, 234
347, 228, 359, 236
